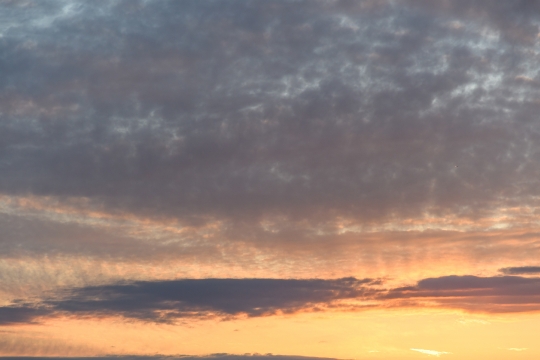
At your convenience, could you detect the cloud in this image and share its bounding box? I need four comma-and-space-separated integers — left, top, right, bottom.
499, 266, 540, 275
7, 273, 540, 326
410, 348, 451, 357
385, 275, 540, 313
2, 0, 540, 230
404, 0, 540, 44
0, 277, 379, 325
2, 1, 540, 302
456, 318, 490, 325
0, 306, 51, 325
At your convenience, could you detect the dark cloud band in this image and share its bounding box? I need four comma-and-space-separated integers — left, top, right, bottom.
4, 274, 540, 326
499, 266, 540, 275
0, 278, 378, 325
385, 275, 540, 312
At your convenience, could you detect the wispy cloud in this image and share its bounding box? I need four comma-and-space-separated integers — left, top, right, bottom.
456, 318, 490, 325
410, 348, 451, 357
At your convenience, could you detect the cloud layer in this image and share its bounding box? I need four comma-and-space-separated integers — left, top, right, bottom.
1, 1, 540, 295
3, 0, 540, 227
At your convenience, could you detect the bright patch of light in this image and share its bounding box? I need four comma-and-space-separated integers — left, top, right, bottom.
411, 348, 451, 357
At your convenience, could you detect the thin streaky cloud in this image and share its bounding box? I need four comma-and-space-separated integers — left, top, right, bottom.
410, 349, 451, 357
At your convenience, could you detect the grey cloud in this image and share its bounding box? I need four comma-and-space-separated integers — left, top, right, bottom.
416, 275, 539, 290
6, 274, 540, 325
385, 275, 540, 312
2, 0, 540, 229
0, 306, 50, 325
499, 266, 540, 275
0, 277, 378, 325
405, 0, 540, 44
0, 211, 219, 260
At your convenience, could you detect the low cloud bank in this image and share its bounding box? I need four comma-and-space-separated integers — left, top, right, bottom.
0, 278, 378, 325
4, 274, 540, 325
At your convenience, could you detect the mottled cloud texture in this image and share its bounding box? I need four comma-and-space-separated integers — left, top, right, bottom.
3, 0, 540, 226
3, 1, 540, 355
0, 0, 540, 277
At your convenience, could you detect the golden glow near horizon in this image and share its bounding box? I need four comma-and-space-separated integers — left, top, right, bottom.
3, 1, 540, 359
2, 310, 540, 359
2, 196, 540, 358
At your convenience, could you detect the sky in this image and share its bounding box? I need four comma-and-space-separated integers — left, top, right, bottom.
2, 0, 540, 358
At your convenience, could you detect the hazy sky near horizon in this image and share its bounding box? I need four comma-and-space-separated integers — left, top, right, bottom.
2, 0, 540, 358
